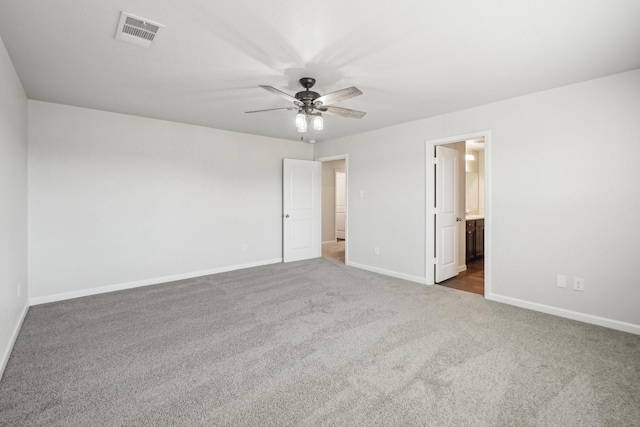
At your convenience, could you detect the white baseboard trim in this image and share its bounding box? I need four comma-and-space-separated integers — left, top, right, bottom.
346, 261, 426, 285
29, 258, 283, 306
1, 301, 29, 381
487, 293, 640, 335
322, 240, 337, 244
458, 264, 467, 272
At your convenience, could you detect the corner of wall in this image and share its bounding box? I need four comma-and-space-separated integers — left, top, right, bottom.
0, 32, 29, 380
0, 303, 29, 380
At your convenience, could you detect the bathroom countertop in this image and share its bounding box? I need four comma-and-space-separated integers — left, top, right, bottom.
466, 215, 484, 220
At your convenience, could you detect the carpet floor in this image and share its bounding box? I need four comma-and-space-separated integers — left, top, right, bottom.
1, 258, 639, 426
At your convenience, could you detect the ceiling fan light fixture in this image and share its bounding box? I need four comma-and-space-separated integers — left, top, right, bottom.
313, 114, 323, 131
297, 114, 308, 133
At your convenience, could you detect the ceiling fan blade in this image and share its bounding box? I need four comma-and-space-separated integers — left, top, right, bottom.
245, 107, 297, 113
319, 106, 367, 119
314, 86, 362, 106
259, 85, 299, 104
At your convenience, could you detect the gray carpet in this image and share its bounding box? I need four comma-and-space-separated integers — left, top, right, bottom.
1, 258, 639, 426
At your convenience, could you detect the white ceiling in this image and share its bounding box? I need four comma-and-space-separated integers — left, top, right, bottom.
1, 1, 639, 143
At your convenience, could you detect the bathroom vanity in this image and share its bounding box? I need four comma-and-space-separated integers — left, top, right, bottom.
466, 216, 484, 263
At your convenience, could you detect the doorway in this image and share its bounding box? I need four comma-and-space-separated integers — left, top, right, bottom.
426, 132, 491, 297
317, 155, 348, 264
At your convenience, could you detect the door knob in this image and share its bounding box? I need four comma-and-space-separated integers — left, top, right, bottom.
456, 217, 462, 221
284, 214, 290, 218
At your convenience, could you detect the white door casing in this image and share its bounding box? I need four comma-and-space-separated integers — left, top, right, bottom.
435, 145, 460, 283
335, 170, 346, 240
283, 159, 322, 262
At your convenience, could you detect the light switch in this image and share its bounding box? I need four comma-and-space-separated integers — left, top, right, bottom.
556, 274, 566, 288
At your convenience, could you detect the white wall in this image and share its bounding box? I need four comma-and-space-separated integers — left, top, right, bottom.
314, 69, 640, 331
28, 101, 313, 301
321, 159, 345, 242
316, 126, 428, 283
465, 149, 484, 215
0, 34, 28, 378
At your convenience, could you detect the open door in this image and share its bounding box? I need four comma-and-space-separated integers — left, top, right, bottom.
283, 159, 321, 262
435, 145, 460, 282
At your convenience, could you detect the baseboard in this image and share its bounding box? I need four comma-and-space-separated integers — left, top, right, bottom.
29, 258, 283, 306
322, 240, 337, 244
458, 264, 467, 272
0, 301, 29, 381
346, 261, 426, 285
487, 293, 640, 335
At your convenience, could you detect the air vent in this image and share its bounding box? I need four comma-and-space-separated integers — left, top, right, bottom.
115, 12, 164, 48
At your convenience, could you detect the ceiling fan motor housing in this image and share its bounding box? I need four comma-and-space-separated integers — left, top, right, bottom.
295, 90, 320, 111
295, 78, 320, 113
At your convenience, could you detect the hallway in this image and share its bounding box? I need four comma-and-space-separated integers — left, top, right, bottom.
322, 239, 345, 264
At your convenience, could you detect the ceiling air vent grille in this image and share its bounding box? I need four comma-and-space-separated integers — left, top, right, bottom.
123, 18, 158, 41
115, 12, 164, 48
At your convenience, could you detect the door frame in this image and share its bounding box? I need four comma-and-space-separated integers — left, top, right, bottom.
316, 154, 349, 264
425, 131, 491, 297
334, 169, 346, 240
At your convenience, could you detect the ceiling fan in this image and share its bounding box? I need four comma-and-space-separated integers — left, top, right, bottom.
245, 77, 366, 132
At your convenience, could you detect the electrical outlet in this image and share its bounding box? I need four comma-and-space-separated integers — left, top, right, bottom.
556, 274, 567, 288
374, 246, 379, 255
574, 277, 584, 291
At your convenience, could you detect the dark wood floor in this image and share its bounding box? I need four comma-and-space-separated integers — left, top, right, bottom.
438, 258, 484, 295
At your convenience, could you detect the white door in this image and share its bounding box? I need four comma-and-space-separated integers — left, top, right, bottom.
283, 159, 322, 262
335, 170, 346, 240
435, 145, 460, 283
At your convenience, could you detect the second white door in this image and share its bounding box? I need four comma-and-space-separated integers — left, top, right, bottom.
283, 159, 322, 262
435, 145, 460, 283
